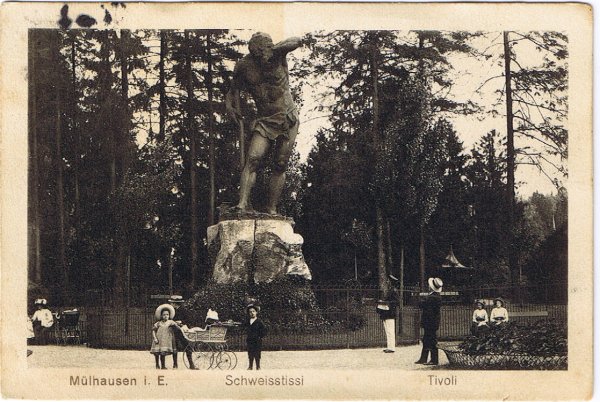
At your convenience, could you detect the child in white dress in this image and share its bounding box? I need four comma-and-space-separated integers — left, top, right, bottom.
150, 304, 177, 369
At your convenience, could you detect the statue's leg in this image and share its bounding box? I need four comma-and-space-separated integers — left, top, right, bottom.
237, 133, 270, 211
267, 122, 299, 215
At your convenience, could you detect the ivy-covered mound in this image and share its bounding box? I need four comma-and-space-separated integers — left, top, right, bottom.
445, 321, 567, 370
179, 276, 328, 333
459, 321, 567, 355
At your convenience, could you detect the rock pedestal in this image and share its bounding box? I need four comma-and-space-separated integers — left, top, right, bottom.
207, 213, 312, 284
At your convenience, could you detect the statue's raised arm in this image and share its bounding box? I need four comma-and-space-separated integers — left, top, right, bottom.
273, 36, 304, 54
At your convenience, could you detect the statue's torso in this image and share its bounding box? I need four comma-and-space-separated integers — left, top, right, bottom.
240, 55, 295, 116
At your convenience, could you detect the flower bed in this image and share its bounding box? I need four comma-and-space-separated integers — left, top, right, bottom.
442, 321, 567, 370
442, 345, 567, 370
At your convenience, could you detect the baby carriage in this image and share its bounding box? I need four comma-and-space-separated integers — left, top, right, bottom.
174, 322, 239, 370
55, 309, 81, 345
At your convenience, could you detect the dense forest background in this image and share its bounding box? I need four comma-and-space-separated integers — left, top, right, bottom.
28, 29, 568, 306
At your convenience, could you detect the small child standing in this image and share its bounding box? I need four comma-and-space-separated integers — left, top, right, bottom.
245, 304, 266, 370
150, 304, 177, 369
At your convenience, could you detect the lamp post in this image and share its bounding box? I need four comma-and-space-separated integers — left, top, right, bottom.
169, 247, 175, 297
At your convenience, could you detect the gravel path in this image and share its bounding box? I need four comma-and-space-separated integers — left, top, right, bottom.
27, 344, 450, 370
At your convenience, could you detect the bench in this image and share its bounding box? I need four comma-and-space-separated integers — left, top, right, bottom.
510, 311, 549, 318
418, 292, 459, 296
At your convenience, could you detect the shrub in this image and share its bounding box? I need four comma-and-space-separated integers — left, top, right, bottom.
179, 277, 328, 331
346, 313, 366, 331
458, 321, 567, 356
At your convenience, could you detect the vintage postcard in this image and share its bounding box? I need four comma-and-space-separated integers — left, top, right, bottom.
0, 2, 593, 400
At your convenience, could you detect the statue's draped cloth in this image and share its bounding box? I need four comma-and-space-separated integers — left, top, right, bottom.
251, 107, 299, 141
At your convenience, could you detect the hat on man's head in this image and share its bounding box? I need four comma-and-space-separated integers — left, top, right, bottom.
428, 277, 443, 293
168, 295, 184, 304
34, 299, 47, 306
154, 303, 175, 320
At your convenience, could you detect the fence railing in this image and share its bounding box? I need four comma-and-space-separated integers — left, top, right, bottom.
49, 303, 565, 350
40, 282, 567, 350
436, 304, 567, 339
80, 306, 421, 350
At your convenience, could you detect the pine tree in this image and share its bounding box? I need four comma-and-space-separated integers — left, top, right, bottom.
465, 129, 510, 284
477, 31, 568, 284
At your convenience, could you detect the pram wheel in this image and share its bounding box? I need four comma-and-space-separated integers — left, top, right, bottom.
184, 343, 212, 370
212, 344, 237, 370
226, 349, 238, 369
214, 351, 235, 370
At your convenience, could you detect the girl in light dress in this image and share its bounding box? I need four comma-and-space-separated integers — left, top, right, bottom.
150, 304, 177, 369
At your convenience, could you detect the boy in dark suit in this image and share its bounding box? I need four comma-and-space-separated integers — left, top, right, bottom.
415, 277, 443, 365
246, 304, 267, 370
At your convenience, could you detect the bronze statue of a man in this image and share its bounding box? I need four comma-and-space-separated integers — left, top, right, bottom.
226, 32, 303, 215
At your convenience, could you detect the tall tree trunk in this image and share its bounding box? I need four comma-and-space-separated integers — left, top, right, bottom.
398, 243, 405, 335
376, 211, 387, 297
99, 31, 116, 192
119, 29, 131, 178
185, 30, 199, 287
419, 225, 426, 290
386, 219, 393, 273
370, 39, 389, 299
71, 32, 80, 228
55, 68, 68, 302
503, 31, 517, 285
28, 31, 42, 284
159, 30, 166, 142
417, 33, 427, 292
399, 244, 405, 308
207, 33, 216, 226
113, 29, 132, 307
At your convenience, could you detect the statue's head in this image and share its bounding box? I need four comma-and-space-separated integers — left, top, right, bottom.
249, 32, 274, 64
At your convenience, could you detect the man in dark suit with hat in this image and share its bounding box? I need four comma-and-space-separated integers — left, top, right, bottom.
168, 296, 197, 369
415, 277, 443, 365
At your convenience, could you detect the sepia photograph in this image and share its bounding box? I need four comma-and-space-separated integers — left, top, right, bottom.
1, 2, 593, 400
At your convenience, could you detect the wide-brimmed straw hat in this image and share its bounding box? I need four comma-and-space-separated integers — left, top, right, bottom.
428, 277, 443, 293
154, 303, 176, 320
474, 300, 484, 307
34, 299, 47, 306
494, 297, 505, 306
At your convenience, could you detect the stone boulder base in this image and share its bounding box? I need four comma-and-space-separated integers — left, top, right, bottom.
207, 218, 312, 284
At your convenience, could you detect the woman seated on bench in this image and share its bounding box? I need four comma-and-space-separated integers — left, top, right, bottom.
490, 297, 509, 325
471, 301, 489, 336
